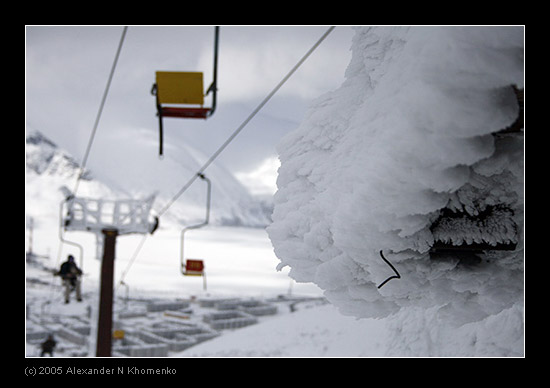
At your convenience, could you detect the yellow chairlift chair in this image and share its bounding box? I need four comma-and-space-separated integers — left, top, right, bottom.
151, 27, 219, 156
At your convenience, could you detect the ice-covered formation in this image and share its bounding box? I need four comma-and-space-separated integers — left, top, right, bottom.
267, 26, 523, 354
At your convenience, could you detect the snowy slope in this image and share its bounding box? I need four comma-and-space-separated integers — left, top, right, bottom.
176, 302, 522, 357
26, 130, 118, 223
267, 27, 524, 355
177, 304, 389, 357
26, 129, 271, 231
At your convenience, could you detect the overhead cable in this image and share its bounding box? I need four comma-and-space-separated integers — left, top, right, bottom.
157, 26, 335, 217
71, 26, 128, 197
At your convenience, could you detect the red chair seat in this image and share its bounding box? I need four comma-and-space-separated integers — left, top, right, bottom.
161, 107, 210, 119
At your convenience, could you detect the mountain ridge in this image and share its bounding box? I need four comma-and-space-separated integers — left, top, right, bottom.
26, 129, 272, 228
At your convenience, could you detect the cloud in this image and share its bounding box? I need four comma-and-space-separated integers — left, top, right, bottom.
26, 26, 354, 191
235, 156, 281, 196
198, 26, 353, 102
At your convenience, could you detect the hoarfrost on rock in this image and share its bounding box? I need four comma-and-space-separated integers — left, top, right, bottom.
267, 26, 523, 355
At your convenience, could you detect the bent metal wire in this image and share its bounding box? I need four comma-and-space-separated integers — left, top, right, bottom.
377, 250, 401, 289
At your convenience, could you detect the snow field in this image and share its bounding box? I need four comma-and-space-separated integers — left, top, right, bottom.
27, 224, 323, 299
176, 304, 389, 357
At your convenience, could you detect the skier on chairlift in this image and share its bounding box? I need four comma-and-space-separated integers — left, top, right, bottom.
57, 255, 82, 304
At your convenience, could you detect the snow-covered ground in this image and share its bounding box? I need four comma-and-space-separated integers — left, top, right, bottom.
26, 225, 523, 357
176, 303, 389, 357
176, 300, 523, 357
26, 226, 322, 299
26, 226, 331, 357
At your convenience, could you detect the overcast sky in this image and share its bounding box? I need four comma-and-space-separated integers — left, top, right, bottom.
26, 25, 354, 195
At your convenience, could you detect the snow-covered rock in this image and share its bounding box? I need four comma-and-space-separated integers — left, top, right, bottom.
26, 130, 91, 180
267, 26, 524, 355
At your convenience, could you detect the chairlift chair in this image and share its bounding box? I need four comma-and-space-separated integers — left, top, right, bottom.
180, 173, 211, 291
151, 26, 219, 156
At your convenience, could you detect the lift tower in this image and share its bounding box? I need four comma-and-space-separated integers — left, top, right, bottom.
61, 194, 158, 356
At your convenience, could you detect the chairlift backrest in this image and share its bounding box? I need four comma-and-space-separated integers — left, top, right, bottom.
184, 259, 204, 276
155, 71, 205, 105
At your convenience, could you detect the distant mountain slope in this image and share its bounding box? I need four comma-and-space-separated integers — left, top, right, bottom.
26, 129, 271, 228
26, 130, 90, 180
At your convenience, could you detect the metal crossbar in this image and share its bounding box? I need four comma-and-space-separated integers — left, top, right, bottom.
63, 195, 157, 236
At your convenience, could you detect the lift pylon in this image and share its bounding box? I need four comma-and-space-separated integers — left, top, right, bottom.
61, 193, 159, 357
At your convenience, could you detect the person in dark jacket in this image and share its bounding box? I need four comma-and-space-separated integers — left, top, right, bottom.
57, 255, 82, 303
40, 334, 56, 357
